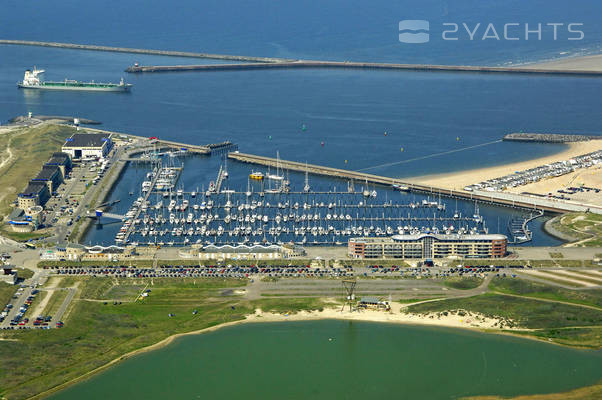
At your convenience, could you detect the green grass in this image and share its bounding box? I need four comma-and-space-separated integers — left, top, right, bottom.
15, 268, 34, 280
0, 124, 77, 218
489, 278, 602, 308
406, 293, 602, 331
0, 228, 50, 243
551, 212, 602, 247
549, 252, 564, 259
0, 282, 17, 308
250, 297, 329, 314
442, 277, 484, 290
42, 290, 69, 317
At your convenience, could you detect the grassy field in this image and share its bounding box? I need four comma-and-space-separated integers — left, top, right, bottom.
0, 124, 77, 218
442, 277, 484, 290
0, 277, 328, 400
489, 278, 602, 308
551, 212, 602, 247
15, 268, 34, 280
0, 282, 17, 308
41, 290, 69, 317
0, 228, 50, 243
407, 293, 602, 330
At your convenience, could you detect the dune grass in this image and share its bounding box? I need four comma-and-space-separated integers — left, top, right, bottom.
442, 276, 484, 290
489, 278, 602, 308
0, 124, 77, 218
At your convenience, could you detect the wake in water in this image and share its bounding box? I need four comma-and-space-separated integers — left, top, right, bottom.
357, 139, 503, 172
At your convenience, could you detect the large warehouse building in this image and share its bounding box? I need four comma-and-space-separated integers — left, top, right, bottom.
348, 233, 508, 259
61, 133, 113, 160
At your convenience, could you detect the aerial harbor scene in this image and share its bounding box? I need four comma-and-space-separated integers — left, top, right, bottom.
1, 1, 602, 399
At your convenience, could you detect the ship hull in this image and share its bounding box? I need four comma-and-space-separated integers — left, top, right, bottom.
17, 83, 131, 92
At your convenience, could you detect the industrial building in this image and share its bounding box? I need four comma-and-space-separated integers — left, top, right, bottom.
17, 181, 50, 209
31, 165, 63, 193
61, 133, 113, 160
45, 152, 72, 178
348, 233, 508, 259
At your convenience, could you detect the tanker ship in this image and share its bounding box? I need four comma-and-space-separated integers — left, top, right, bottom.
17, 67, 132, 92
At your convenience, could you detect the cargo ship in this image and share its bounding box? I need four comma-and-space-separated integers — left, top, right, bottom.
17, 67, 132, 92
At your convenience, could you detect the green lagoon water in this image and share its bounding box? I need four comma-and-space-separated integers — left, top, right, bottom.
50, 320, 602, 400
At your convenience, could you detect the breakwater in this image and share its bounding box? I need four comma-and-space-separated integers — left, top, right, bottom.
228, 152, 602, 214
124, 60, 602, 76
503, 133, 601, 143
3, 39, 601, 77
0, 39, 289, 63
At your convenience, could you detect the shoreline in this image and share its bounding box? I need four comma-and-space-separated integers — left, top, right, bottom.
406, 140, 602, 191
31, 305, 588, 400
523, 53, 602, 71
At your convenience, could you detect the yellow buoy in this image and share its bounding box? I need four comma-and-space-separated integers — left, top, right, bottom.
400, 147, 404, 152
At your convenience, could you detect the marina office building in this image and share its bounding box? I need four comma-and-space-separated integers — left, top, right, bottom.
61, 133, 113, 160
348, 233, 508, 259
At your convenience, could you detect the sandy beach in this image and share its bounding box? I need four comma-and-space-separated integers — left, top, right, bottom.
249, 303, 521, 330
408, 140, 602, 191
521, 54, 602, 71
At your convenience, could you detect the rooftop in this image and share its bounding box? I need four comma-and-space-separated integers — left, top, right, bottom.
360, 296, 381, 304
203, 244, 282, 253
63, 133, 111, 148
350, 233, 507, 243
19, 181, 48, 197
33, 165, 60, 181
8, 208, 25, 221
47, 152, 71, 165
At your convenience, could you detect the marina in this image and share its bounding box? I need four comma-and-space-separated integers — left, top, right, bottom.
107, 153, 540, 247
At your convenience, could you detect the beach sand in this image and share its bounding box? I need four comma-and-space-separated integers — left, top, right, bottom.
521, 54, 602, 71
506, 164, 602, 206
249, 302, 521, 331
408, 140, 602, 191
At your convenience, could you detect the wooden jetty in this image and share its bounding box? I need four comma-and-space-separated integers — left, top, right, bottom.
228, 152, 602, 214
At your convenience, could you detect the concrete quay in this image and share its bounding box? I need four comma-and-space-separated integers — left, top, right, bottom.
124, 60, 602, 76
503, 133, 601, 143
0, 39, 289, 63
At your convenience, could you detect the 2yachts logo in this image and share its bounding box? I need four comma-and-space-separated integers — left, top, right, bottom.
399, 20, 584, 43
398, 20, 430, 43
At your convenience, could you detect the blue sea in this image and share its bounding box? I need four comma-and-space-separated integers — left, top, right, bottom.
1, 0, 601, 246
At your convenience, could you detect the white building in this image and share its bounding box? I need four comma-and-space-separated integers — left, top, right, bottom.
62, 133, 113, 160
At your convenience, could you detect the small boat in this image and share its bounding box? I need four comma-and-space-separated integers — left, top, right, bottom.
250, 171, 264, 180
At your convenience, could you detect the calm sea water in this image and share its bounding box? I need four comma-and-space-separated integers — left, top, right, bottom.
48, 320, 602, 400
1, 0, 600, 246
83, 155, 562, 246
